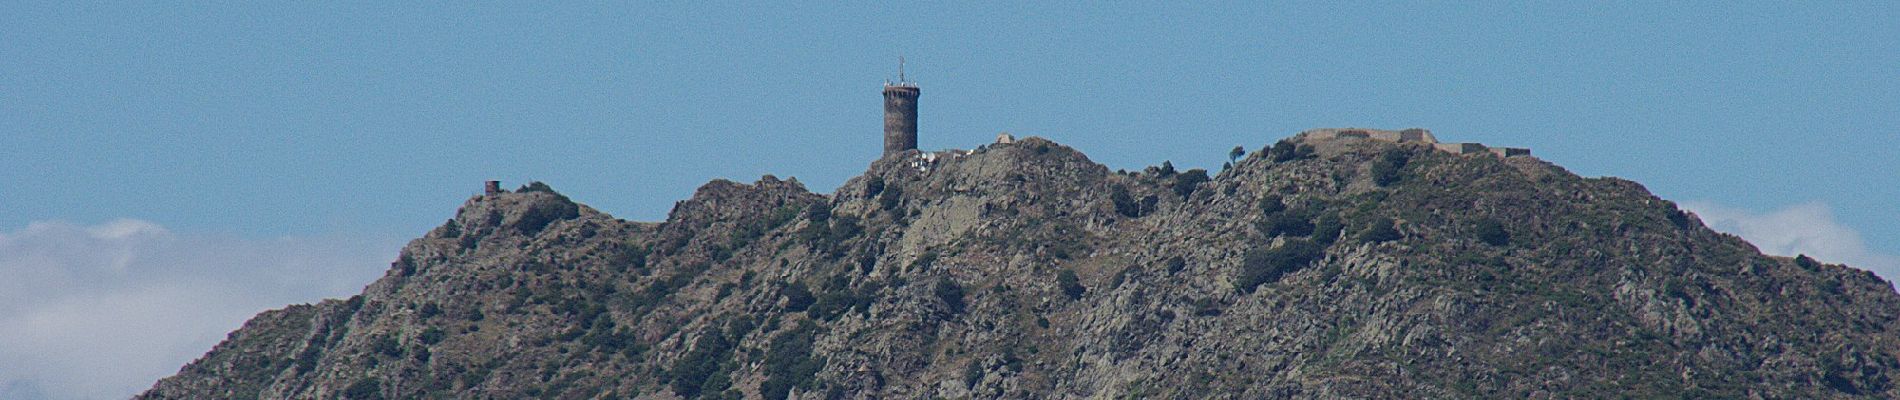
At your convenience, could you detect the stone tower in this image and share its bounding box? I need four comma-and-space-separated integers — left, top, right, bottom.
882, 59, 919, 157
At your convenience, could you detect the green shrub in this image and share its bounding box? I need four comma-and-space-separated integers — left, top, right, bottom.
1259, 209, 1315, 238
782, 283, 815, 312
803, 201, 831, 222
862, 176, 885, 197
964, 362, 985, 389
1258, 195, 1286, 215
1111, 186, 1142, 218
912, 251, 939, 270
512, 196, 580, 235
1475, 218, 1510, 246
1166, 256, 1187, 274
1312, 213, 1344, 245
371, 335, 402, 358
808, 281, 880, 321
1191, 297, 1223, 316
1662, 201, 1693, 229
1236, 239, 1324, 293
1358, 217, 1401, 243
293, 346, 321, 373
1229, 146, 1246, 162
1057, 269, 1086, 300
419, 328, 447, 345
516, 181, 557, 194
800, 216, 863, 258
878, 185, 904, 211
669, 327, 737, 398
1796, 255, 1822, 271
1370, 150, 1409, 186
343, 378, 383, 400
1268, 140, 1300, 162
934, 277, 966, 314
1173, 169, 1210, 199
760, 322, 824, 400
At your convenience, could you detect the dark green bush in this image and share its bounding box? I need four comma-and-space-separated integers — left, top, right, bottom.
934, 277, 966, 314
1370, 149, 1409, 186
782, 283, 815, 312
1664, 202, 1693, 229
729, 204, 803, 250
1259, 209, 1315, 238
964, 362, 985, 388
1268, 140, 1299, 162
1312, 213, 1344, 245
512, 196, 580, 235
1475, 218, 1510, 246
669, 326, 738, 398
808, 280, 880, 321
1229, 146, 1246, 162
800, 216, 862, 258
371, 335, 402, 358
1173, 169, 1210, 199
760, 322, 824, 400
1258, 195, 1286, 215
912, 251, 939, 270
1237, 239, 1324, 293
1057, 269, 1086, 300
516, 181, 557, 194
803, 201, 831, 222
1166, 256, 1187, 274
1111, 186, 1142, 218
1191, 297, 1223, 316
343, 378, 383, 400
1359, 217, 1401, 243
1796, 254, 1822, 271
419, 328, 447, 345
862, 176, 885, 197
878, 185, 904, 211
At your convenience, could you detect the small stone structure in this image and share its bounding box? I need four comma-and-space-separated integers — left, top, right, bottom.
1488, 147, 1531, 157
996, 132, 1015, 144
1303, 127, 1530, 158
485, 180, 502, 195
1433, 142, 1486, 154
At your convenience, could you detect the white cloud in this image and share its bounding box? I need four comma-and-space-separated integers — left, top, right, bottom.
1682, 201, 1900, 286
0, 219, 402, 400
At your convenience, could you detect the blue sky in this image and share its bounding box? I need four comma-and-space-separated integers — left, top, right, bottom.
1, 3, 1896, 399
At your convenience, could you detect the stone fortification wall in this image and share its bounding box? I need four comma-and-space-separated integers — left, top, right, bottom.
1301, 127, 1530, 158
1300, 128, 1438, 144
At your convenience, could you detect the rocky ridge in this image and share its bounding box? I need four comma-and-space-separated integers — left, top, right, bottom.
142, 133, 1900, 399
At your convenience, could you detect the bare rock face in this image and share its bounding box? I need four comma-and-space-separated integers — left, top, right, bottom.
142, 136, 1900, 399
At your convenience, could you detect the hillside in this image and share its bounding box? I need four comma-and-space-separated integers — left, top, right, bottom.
141, 132, 1900, 399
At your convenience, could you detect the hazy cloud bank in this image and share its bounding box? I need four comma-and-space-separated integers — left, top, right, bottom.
1683, 201, 1900, 287
0, 220, 401, 400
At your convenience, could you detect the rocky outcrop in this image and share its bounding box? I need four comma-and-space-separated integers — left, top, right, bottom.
143, 135, 1900, 399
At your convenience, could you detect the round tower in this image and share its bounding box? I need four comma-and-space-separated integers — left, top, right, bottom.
882, 58, 919, 157
882, 84, 919, 157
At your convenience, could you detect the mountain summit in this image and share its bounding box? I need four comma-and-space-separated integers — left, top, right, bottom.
142, 132, 1900, 399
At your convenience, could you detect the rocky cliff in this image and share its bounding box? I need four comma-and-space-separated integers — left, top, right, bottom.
141, 134, 1900, 399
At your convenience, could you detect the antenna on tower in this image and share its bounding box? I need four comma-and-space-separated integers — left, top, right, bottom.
898, 56, 907, 83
